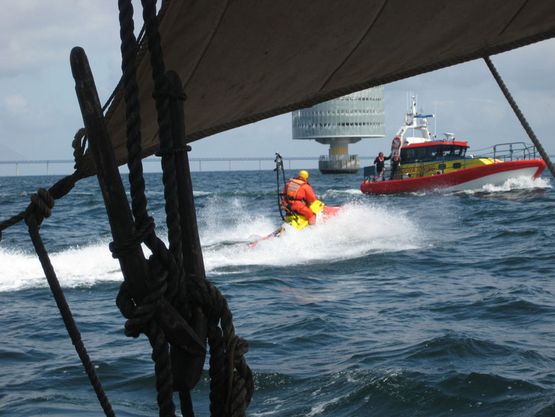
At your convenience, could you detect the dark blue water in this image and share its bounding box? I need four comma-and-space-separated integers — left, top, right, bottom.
1, 171, 554, 416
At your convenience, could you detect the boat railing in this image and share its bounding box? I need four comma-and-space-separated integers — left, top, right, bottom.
365, 142, 539, 182
475, 141, 538, 161
319, 154, 359, 161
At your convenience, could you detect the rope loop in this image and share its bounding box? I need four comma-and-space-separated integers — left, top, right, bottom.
30, 188, 55, 220
109, 216, 155, 258
116, 255, 168, 338
72, 127, 88, 171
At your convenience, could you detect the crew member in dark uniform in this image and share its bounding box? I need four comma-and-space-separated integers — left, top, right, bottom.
373, 152, 390, 181
390, 153, 401, 180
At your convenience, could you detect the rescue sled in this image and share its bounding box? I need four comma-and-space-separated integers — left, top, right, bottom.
248, 199, 340, 248
284, 199, 340, 230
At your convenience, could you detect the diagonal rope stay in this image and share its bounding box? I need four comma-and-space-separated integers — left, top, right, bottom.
25, 193, 116, 417
484, 55, 555, 178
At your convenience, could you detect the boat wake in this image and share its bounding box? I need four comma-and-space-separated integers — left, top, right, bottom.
200, 202, 424, 273
0, 200, 424, 291
0, 243, 120, 292
458, 175, 551, 195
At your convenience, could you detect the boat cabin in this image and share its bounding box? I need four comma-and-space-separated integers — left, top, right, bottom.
400, 141, 469, 163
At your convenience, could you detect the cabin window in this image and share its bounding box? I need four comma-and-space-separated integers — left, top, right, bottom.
401, 148, 416, 161
401, 145, 467, 163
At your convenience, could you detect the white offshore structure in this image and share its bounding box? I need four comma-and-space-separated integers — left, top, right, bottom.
292, 86, 384, 173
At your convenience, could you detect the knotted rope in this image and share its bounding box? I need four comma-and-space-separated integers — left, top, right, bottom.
115, 1, 253, 416
1, 1, 253, 415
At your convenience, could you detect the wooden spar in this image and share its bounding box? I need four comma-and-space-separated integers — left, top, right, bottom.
166, 71, 207, 281
70, 47, 204, 355
166, 71, 208, 391
70, 47, 151, 299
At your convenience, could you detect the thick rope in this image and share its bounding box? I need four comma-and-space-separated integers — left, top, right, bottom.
136, 5, 206, 416
117, 3, 189, 416
117, 0, 181, 304
24, 189, 115, 417
0, 129, 85, 240
116, 262, 176, 417
118, 0, 150, 229
113, 1, 253, 415
1, 2, 254, 416
208, 324, 226, 417
484, 56, 555, 177
0, 172, 81, 241
140, 0, 185, 277
189, 277, 254, 416
71, 128, 87, 172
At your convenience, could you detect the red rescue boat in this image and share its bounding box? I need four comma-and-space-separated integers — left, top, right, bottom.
360, 97, 546, 195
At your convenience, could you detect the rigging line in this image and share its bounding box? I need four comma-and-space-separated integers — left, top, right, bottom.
101, 26, 146, 114
0, 172, 81, 237
183, 0, 232, 88
25, 213, 115, 417
319, 0, 388, 92
483, 55, 555, 177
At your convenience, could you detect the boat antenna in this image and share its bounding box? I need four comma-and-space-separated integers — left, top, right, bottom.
434, 102, 437, 139
274, 153, 287, 221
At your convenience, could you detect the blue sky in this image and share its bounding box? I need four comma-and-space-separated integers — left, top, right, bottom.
1, 1, 554, 174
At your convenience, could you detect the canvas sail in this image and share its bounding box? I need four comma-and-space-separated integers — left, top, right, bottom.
76, 0, 555, 176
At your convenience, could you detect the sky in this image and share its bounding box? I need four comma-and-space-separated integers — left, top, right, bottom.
1, 1, 554, 175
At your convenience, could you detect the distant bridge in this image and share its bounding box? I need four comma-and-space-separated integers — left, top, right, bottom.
0, 156, 375, 176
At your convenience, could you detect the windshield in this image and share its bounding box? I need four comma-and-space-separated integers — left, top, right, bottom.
401, 145, 467, 162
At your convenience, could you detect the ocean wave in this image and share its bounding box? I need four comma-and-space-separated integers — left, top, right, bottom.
248, 366, 547, 417
0, 243, 121, 292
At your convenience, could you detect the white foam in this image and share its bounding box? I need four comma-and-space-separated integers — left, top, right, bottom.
1, 201, 423, 291
323, 188, 363, 196
0, 242, 121, 292
462, 175, 551, 194
198, 195, 278, 246
202, 202, 423, 273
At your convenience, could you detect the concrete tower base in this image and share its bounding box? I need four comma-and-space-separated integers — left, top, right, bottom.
317, 140, 360, 174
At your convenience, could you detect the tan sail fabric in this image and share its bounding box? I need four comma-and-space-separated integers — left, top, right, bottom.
77, 0, 555, 176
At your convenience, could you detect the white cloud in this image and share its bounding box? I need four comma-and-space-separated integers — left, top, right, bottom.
0, 1, 120, 77
4, 94, 29, 115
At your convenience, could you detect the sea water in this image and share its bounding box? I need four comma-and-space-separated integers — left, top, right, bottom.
0, 170, 554, 416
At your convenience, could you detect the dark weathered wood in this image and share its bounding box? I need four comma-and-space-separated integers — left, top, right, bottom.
167, 71, 207, 282
71, 47, 205, 356
71, 46, 151, 299
167, 71, 208, 391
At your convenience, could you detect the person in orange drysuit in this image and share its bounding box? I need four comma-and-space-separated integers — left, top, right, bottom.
282, 169, 318, 225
